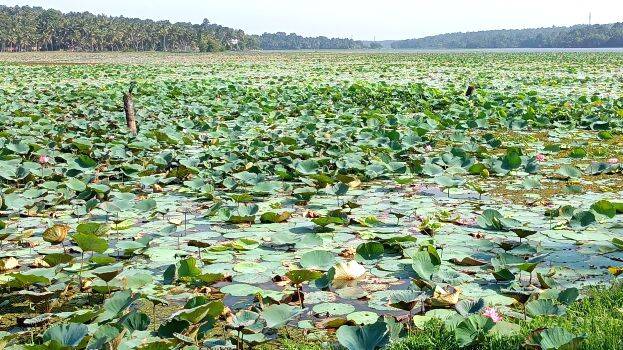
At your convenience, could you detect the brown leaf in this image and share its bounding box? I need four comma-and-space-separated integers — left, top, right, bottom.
339, 248, 356, 259
305, 211, 320, 218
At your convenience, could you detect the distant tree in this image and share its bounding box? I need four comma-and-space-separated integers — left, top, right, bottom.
0, 5, 366, 52
259, 32, 365, 50
0, 5, 259, 52
391, 23, 623, 49
198, 33, 223, 52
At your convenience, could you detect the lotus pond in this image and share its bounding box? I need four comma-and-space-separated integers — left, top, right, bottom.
0, 52, 622, 350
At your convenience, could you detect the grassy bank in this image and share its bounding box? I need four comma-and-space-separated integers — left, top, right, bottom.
280, 283, 623, 350
390, 283, 623, 350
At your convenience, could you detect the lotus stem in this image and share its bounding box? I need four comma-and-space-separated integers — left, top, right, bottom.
523, 303, 527, 321
79, 251, 84, 288
153, 304, 157, 331
296, 284, 304, 308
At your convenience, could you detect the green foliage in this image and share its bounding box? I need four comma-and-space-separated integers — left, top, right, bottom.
528, 283, 623, 350
72, 233, 108, 253
0, 5, 253, 52
260, 32, 366, 50
392, 23, 623, 49
261, 304, 302, 329
387, 283, 623, 350
42, 323, 88, 347
388, 319, 522, 350
336, 321, 389, 350
1, 51, 623, 350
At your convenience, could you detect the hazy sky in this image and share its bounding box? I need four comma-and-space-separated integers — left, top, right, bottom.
2, 0, 622, 40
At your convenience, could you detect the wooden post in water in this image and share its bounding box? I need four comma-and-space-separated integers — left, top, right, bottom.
465, 85, 475, 97
123, 82, 138, 136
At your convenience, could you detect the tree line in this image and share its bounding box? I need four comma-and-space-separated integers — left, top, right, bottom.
258, 32, 364, 50
4, 5, 623, 52
0, 5, 256, 52
391, 23, 623, 49
0, 5, 370, 52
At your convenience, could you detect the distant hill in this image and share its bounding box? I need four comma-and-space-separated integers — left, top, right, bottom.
392, 23, 623, 49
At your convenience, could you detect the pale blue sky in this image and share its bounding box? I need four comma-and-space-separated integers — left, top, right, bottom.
1, 0, 622, 40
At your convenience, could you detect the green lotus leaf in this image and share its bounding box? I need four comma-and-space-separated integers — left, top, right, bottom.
455, 298, 485, 316
220, 283, 263, 297
454, 314, 495, 347
91, 264, 123, 282
7, 273, 50, 288
86, 325, 120, 350
259, 211, 291, 223
97, 290, 138, 322
72, 233, 108, 253
347, 311, 379, 325
135, 199, 157, 211
261, 304, 302, 329
178, 257, 202, 278
43, 253, 75, 267
75, 155, 97, 168
591, 200, 616, 218
492, 269, 515, 282
336, 320, 389, 350
296, 159, 320, 175
300, 250, 336, 271
121, 311, 151, 332
526, 299, 566, 317
526, 327, 586, 350
569, 210, 596, 228
76, 222, 111, 236
43, 323, 88, 348
286, 269, 323, 285
556, 165, 582, 179
355, 242, 384, 262
411, 250, 440, 280
178, 301, 224, 324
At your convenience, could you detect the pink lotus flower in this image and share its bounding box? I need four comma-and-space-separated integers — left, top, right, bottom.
535, 153, 546, 162
425, 145, 433, 152
38, 154, 50, 165
482, 307, 502, 323
407, 226, 419, 235
457, 217, 477, 226
608, 158, 619, 164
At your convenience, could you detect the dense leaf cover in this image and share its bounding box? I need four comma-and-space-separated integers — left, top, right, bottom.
0, 52, 622, 349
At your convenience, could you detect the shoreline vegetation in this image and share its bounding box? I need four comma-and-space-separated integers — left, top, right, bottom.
1, 5, 623, 53
281, 283, 623, 350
